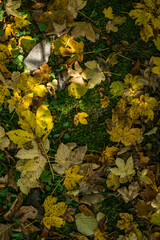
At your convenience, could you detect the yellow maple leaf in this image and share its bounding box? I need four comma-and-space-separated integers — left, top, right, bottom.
100, 96, 110, 108
63, 165, 84, 190
106, 172, 120, 191
6, 129, 34, 148
0, 84, 10, 105
43, 195, 67, 229
35, 105, 54, 141
74, 112, 89, 126
82, 60, 105, 89
107, 114, 141, 146
94, 228, 106, 240
103, 7, 114, 19
52, 35, 84, 65
16, 155, 47, 194
151, 56, 160, 74
129, 94, 158, 123
15, 14, 31, 28
18, 36, 36, 53
68, 82, 88, 99
110, 156, 135, 182
7, 105, 53, 147
117, 213, 137, 233
8, 91, 33, 113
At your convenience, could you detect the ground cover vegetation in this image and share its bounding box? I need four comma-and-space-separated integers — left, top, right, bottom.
0, 0, 160, 239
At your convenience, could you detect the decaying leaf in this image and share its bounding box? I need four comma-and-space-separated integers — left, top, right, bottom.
5, 0, 21, 16
118, 182, 140, 203
68, 82, 88, 99
81, 61, 105, 89
110, 156, 135, 183
43, 195, 67, 229
0, 126, 10, 150
7, 105, 53, 148
52, 142, 87, 175
106, 172, 120, 191
16, 155, 47, 194
117, 213, 137, 233
63, 165, 84, 190
71, 22, 96, 42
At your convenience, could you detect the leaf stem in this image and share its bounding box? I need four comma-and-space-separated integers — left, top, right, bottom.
78, 10, 95, 23
103, 71, 121, 76
117, 53, 148, 67
83, 47, 109, 55
51, 177, 65, 195
39, 141, 55, 182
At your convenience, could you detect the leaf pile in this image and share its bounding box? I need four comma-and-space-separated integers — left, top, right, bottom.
0, 0, 160, 239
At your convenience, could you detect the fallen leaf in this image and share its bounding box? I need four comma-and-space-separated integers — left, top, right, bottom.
43, 195, 67, 229
0, 126, 10, 150
68, 82, 88, 99
75, 213, 98, 236
78, 204, 93, 216
103, 7, 114, 19
24, 40, 51, 71
63, 165, 84, 190
74, 112, 89, 126
82, 61, 105, 89
110, 156, 135, 182
118, 182, 140, 203
71, 22, 96, 42
52, 142, 87, 175
106, 172, 120, 191
5, 0, 21, 16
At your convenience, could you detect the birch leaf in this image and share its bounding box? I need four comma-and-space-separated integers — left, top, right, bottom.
75, 213, 98, 236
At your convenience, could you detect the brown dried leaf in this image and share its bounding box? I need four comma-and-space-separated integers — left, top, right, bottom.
78, 204, 93, 216
71, 22, 96, 42
80, 194, 105, 206
52, 142, 87, 175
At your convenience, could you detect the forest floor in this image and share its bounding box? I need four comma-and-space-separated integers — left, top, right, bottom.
0, 0, 160, 239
